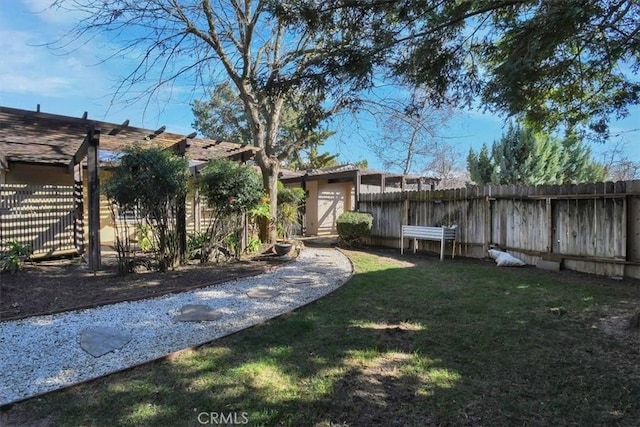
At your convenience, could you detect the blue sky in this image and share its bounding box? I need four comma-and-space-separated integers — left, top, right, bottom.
1, 0, 638, 174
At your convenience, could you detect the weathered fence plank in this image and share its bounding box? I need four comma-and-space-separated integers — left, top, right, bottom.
358, 181, 640, 278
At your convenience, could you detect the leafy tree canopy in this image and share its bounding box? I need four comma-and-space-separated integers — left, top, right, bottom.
282, 0, 640, 138
52, 0, 367, 243
191, 82, 335, 161
197, 158, 263, 214
103, 145, 190, 216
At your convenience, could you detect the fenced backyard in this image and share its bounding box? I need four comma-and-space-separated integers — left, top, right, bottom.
0, 184, 82, 257
360, 180, 640, 278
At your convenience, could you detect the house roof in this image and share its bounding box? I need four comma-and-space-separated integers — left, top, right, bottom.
279, 164, 439, 184
0, 106, 257, 166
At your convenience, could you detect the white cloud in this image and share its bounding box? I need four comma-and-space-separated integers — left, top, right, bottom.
0, 28, 99, 98
20, 0, 89, 25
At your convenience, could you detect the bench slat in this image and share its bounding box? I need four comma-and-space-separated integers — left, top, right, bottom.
400, 225, 457, 261
402, 226, 455, 241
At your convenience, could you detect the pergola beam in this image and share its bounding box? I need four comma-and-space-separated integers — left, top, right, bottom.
86, 126, 101, 271
68, 133, 90, 172
108, 119, 130, 136
147, 125, 166, 140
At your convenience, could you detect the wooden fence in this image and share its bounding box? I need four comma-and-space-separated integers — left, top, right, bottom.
359, 180, 640, 279
0, 184, 81, 256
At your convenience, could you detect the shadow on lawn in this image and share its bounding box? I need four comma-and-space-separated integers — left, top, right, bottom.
3, 249, 639, 426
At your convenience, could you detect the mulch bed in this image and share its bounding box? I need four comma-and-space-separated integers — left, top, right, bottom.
1, 252, 290, 321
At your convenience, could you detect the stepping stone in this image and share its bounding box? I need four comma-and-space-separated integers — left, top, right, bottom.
79, 327, 132, 358
174, 304, 223, 322
246, 288, 281, 299
282, 276, 316, 284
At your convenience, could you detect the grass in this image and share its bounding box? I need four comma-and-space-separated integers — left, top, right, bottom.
2, 248, 639, 426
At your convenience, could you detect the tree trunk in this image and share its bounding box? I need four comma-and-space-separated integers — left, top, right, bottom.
262, 162, 279, 244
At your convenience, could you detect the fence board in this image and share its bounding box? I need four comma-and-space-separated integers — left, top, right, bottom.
358, 181, 639, 278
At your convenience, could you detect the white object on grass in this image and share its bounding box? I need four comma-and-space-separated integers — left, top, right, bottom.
495, 252, 526, 267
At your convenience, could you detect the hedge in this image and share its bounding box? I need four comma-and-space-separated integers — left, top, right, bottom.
336, 211, 373, 246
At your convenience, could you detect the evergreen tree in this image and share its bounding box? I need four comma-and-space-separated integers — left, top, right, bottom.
561, 133, 606, 183
525, 132, 563, 185
467, 143, 494, 185
491, 122, 537, 185
468, 121, 604, 186
477, 144, 494, 185
466, 148, 478, 183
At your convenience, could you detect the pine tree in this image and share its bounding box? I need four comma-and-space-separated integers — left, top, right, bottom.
526, 132, 563, 185
468, 122, 604, 186
467, 144, 494, 185
491, 122, 534, 185
477, 144, 494, 185
561, 133, 605, 183
466, 148, 479, 182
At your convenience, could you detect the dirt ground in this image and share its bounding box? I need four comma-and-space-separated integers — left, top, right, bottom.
2, 245, 638, 323
0, 251, 290, 321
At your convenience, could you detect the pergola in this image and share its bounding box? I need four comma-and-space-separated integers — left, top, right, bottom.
0, 106, 257, 270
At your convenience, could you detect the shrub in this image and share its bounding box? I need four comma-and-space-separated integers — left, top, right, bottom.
277, 182, 305, 241
104, 145, 190, 273
246, 235, 262, 254
336, 211, 373, 247
197, 159, 264, 262
0, 241, 32, 274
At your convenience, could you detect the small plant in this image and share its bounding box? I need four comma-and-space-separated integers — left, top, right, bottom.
246, 235, 262, 254
224, 232, 240, 259
336, 211, 373, 247
277, 183, 305, 242
278, 202, 300, 241
135, 223, 156, 252
0, 241, 32, 274
187, 231, 208, 260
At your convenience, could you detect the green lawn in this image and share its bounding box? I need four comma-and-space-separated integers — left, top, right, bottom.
3, 249, 639, 426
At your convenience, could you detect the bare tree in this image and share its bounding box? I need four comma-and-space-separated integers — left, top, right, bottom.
51, 0, 350, 242
368, 86, 455, 175
600, 139, 640, 181
424, 143, 469, 189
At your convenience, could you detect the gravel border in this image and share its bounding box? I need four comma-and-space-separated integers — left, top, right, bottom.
0, 247, 353, 406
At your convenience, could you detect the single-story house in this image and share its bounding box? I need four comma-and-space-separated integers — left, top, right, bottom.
279, 164, 439, 235
0, 105, 256, 268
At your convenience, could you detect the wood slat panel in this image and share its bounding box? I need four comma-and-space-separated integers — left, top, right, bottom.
0, 184, 77, 255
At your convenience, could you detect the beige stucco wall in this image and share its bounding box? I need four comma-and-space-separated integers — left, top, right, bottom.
4, 163, 73, 186
305, 181, 319, 235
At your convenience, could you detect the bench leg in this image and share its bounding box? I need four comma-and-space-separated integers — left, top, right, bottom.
413, 238, 417, 253
452, 240, 456, 259
401, 237, 404, 255
440, 238, 444, 261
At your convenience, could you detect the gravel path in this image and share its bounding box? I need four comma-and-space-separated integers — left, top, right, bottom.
0, 247, 352, 406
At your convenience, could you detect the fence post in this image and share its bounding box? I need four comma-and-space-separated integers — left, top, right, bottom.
402, 193, 409, 250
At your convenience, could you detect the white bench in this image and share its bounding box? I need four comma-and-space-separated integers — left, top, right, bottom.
401, 225, 457, 261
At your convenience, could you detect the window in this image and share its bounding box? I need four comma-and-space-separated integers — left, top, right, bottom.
116, 203, 142, 222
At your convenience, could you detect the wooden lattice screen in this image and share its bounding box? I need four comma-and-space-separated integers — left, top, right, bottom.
0, 184, 81, 256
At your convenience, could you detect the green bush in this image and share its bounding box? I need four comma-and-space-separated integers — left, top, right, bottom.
0, 241, 32, 274
336, 211, 373, 247
104, 145, 190, 272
